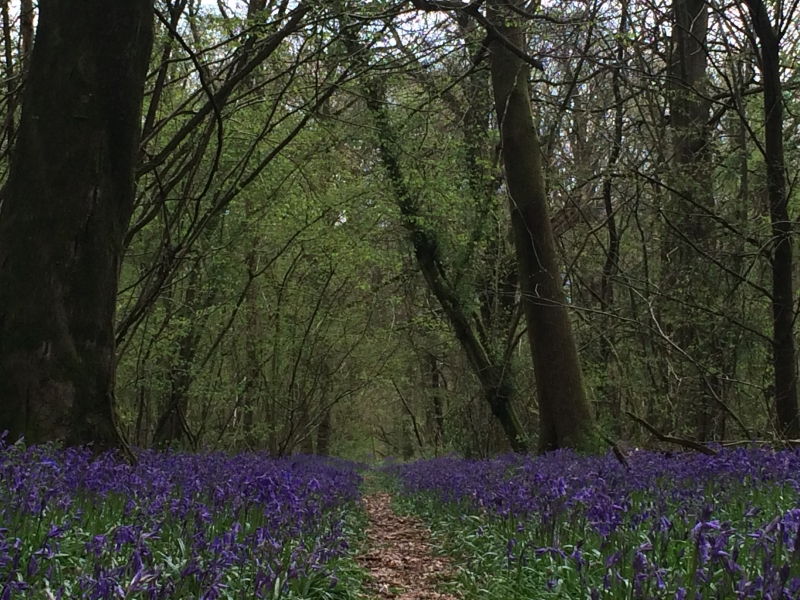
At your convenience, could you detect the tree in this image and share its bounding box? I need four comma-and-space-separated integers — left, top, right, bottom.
350, 31, 530, 453
661, 0, 724, 439
487, 2, 598, 452
743, 0, 800, 439
0, 0, 154, 447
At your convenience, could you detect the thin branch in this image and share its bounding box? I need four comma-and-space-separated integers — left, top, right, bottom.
626, 411, 718, 455
393, 379, 425, 448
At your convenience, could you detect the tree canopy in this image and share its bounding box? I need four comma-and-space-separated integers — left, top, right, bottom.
0, 0, 798, 458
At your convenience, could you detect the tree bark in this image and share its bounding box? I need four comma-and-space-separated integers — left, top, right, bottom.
19, 0, 33, 70
487, 7, 597, 453
1, 0, 15, 139
0, 0, 154, 448
242, 196, 261, 449
598, 0, 627, 420
744, 0, 800, 439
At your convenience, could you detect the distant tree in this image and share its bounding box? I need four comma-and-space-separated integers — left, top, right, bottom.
661, 0, 725, 439
0, 1, 154, 447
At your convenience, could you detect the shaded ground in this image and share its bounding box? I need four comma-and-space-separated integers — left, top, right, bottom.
358, 492, 460, 600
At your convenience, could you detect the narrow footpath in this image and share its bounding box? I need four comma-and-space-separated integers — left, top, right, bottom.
358, 492, 460, 600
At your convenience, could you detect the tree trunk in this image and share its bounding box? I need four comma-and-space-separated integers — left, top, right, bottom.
300, 433, 315, 454
597, 0, 627, 422
662, 0, 725, 441
151, 269, 203, 450
19, 0, 33, 70
487, 8, 597, 453
0, 0, 154, 448
744, 0, 800, 439
242, 197, 261, 449
377, 117, 527, 452
316, 409, 331, 456
427, 353, 445, 449
1, 0, 15, 139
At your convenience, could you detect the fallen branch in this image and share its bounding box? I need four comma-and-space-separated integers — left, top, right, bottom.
720, 438, 800, 449
625, 411, 718, 456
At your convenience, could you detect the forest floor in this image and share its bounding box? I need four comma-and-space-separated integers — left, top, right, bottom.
358, 491, 460, 600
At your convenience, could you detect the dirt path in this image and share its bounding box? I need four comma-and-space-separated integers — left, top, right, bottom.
358, 493, 460, 600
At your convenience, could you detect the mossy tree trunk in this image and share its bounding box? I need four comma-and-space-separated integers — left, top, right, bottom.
0, 0, 154, 448
367, 90, 528, 452
340, 13, 529, 453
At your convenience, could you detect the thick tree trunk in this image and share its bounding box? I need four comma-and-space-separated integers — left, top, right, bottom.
744, 0, 800, 439
487, 10, 597, 453
0, 0, 154, 448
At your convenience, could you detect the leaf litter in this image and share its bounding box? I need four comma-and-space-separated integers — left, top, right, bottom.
358, 492, 460, 600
